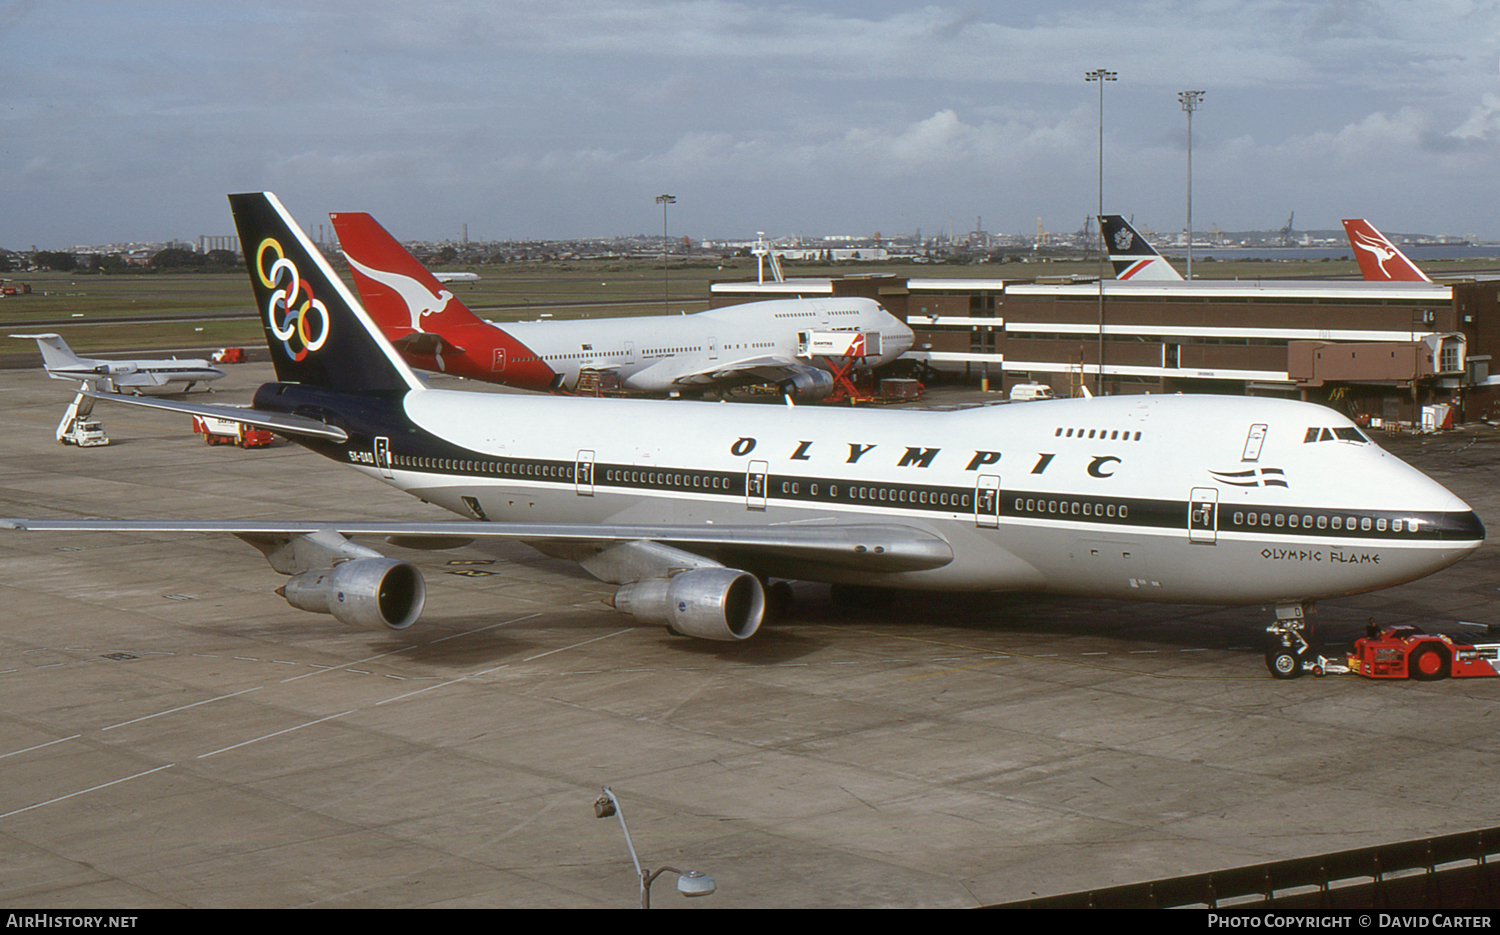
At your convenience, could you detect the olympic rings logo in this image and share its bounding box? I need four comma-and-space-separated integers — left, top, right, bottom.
256, 237, 330, 361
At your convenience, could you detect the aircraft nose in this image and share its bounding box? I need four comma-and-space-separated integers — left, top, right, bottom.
1446, 495, 1485, 544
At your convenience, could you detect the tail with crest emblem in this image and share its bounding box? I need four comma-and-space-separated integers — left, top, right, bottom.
228, 192, 423, 393
1099, 215, 1185, 281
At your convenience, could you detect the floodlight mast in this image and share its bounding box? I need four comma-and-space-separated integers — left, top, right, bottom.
1179, 90, 1205, 279
1085, 68, 1116, 395
655, 194, 676, 312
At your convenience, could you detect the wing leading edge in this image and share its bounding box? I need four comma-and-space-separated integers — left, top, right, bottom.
0, 519, 954, 575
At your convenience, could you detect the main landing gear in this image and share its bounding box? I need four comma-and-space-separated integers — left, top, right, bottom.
1264, 601, 1331, 680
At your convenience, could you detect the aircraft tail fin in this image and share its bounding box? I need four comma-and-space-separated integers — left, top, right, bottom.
228, 193, 423, 393
1099, 215, 1184, 281
328, 212, 488, 339
9, 333, 90, 374
1341, 219, 1432, 283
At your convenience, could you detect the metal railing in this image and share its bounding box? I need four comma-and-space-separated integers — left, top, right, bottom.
988, 826, 1500, 910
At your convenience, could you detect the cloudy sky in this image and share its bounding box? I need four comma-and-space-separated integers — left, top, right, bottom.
2, 1, 1498, 249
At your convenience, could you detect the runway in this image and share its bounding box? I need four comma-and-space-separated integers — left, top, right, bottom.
1, 364, 1497, 908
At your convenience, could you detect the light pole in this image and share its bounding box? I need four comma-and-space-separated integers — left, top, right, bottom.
594, 786, 716, 909
1085, 68, 1116, 395
655, 194, 676, 312
1179, 90, 1204, 280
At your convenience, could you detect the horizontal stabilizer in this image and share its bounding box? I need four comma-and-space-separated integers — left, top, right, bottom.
81, 389, 348, 441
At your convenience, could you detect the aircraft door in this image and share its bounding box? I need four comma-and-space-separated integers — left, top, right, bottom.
1242, 424, 1267, 461
1189, 487, 1218, 544
624, 342, 636, 365
491, 348, 507, 372
374, 436, 393, 479
575, 450, 594, 497
746, 460, 768, 511
974, 474, 1000, 528
708, 336, 719, 361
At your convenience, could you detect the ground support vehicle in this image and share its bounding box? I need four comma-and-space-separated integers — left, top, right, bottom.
1266, 621, 1500, 681
191, 414, 274, 448
56, 391, 108, 447
1345, 625, 1500, 681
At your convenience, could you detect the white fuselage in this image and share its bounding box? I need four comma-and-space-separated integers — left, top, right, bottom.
47, 357, 226, 392
341, 392, 1480, 605
496, 297, 913, 393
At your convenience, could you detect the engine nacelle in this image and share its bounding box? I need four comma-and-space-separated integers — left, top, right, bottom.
780, 366, 835, 401
611, 568, 765, 641
278, 558, 426, 631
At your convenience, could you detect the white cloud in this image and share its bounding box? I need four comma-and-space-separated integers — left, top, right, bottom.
4, 1, 1500, 244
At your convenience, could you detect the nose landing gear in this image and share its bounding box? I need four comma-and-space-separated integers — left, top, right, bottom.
1264, 602, 1337, 679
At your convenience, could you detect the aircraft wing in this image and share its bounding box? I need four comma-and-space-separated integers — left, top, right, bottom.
668, 354, 807, 387
0, 518, 954, 574
79, 389, 349, 441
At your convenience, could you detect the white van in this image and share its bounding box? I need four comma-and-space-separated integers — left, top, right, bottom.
1008, 382, 1057, 402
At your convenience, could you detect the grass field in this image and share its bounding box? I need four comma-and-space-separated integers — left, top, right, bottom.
4, 252, 1496, 356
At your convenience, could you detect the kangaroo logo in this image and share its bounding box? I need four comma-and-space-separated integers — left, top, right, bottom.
344, 254, 454, 333
1349, 230, 1400, 277
256, 237, 330, 361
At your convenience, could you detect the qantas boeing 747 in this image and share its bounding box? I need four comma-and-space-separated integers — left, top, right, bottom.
0, 193, 1483, 679
330, 211, 914, 400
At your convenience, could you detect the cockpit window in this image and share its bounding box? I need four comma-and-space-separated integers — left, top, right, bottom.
1304, 426, 1370, 444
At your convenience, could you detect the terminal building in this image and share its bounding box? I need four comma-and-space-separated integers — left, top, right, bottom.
711, 275, 1496, 426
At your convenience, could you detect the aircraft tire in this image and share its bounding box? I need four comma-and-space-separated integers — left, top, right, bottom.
1266, 648, 1303, 680
1409, 644, 1450, 682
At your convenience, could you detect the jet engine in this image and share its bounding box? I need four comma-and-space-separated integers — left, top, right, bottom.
611, 568, 765, 641
277, 558, 426, 631
779, 366, 836, 401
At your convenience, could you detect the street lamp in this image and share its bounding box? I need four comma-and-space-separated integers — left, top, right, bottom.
594, 786, 716, 909
1085, 68, 1116, 395
1179, 90, 1205, 279
655, 194, 676, 312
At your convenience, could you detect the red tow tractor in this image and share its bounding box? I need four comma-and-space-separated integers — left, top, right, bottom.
1268, 623, 1500, 681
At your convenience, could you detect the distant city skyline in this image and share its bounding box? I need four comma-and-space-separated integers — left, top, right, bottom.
4, 2, 1499, 249
27, 222, 1491, 258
